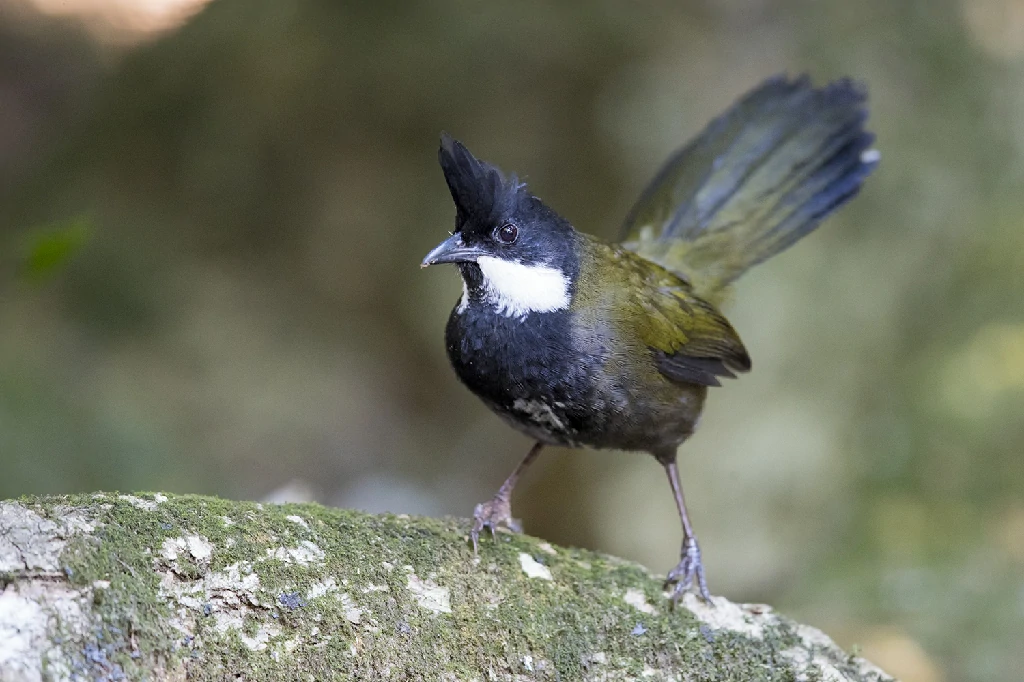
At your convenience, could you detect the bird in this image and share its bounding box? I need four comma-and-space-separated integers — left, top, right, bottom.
421, 75, 878, 602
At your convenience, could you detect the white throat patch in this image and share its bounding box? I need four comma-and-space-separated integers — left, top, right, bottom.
468, 256, 571, 318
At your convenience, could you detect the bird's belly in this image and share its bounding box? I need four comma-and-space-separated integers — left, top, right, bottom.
448, 346, 588, 447
494, 398, 580, 446
445, 304, 706, 453
446, 306, 591, 446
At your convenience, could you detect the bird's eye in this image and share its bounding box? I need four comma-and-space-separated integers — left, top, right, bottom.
495, 223, 518, 245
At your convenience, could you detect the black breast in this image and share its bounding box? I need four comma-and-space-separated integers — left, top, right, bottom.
445, 302, 601, 446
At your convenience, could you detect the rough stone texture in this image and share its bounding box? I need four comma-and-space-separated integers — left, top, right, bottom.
0, 494, 894, 681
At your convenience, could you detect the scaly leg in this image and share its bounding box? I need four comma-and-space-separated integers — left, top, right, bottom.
662, 459, 712, 603
470, 442, 544, 553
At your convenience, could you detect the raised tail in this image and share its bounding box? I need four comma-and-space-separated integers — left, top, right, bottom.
620, 75, 878, 302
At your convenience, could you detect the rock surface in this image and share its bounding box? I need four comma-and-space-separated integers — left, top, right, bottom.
0, 493, 894, 681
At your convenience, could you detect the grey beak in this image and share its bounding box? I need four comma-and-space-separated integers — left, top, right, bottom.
421, 233, 486, 267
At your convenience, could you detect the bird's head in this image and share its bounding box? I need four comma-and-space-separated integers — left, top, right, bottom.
422, 134, 578, 318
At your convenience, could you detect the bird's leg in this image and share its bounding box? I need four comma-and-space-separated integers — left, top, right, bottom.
662, 459, 712, 603
470, 441, 544, 553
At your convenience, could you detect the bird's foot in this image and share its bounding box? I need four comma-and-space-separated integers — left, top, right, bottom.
469, 492, 522, 554
665, 535, 712, 604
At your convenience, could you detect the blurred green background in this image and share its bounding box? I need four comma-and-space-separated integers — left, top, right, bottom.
3, 1, 1023, 680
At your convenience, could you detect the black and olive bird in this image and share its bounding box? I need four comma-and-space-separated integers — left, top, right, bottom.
422, 75, 877, 602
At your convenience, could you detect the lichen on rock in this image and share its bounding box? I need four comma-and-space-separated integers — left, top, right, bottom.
0, 493, 894, 681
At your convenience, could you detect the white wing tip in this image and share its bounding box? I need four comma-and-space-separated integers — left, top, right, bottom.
860, 148, 881, 164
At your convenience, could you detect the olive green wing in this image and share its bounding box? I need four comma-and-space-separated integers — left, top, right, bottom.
591, 245, 749, 387
632, 281, 752, 387
576, 240, 751, 387
620, 75, 876, 302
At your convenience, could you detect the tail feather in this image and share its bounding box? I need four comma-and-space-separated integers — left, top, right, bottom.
621, 75, 877, 300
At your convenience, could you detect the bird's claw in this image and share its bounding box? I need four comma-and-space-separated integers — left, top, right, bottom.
469, 493, 522, 554
665, 535, 712, 604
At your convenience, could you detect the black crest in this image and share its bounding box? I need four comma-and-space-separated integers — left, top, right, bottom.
438, 134, 525, 225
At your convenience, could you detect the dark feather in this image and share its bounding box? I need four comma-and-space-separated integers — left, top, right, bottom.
620, 75, 878, 298
438, 134, 524, 225
653, 353, 745, 388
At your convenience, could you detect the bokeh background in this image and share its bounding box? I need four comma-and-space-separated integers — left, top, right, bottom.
3, 1, 1023, 680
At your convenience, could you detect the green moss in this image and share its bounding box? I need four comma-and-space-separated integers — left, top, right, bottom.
9, 493, 880, 681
